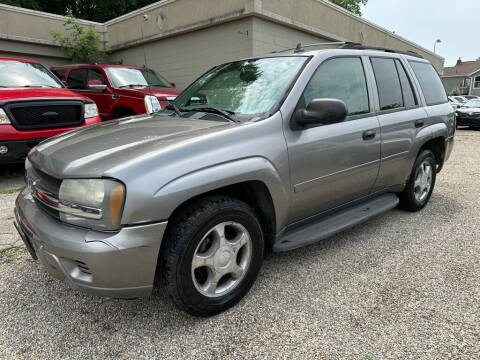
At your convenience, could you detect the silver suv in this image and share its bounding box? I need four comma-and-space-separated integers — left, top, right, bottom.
15, 44, 454, 316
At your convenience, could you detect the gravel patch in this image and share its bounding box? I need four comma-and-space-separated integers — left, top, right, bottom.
0, 130, 479, 359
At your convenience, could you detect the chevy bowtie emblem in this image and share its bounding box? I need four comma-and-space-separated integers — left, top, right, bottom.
42, 111, 59, 117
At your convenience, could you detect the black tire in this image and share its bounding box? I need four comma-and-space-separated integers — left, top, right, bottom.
399, 150, 437, 212
161, 196, 264, 317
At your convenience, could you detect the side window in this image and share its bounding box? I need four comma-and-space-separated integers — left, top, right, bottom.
87, 68, 106, 85
409, 61, 448, 106
395, 59, 417, 107
51, 69, 65, 80
66, 69, 87, 89
303, 57, 370, 116
370, 58, 403, 111
474, 76, 480, 89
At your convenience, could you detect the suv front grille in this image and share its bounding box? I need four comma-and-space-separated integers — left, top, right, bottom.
27, 164, 62, 220
4, 100, 84, 130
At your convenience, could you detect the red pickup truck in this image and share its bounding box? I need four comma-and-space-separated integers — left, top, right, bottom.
0, 57, 102, 164
51, 64, 181, 120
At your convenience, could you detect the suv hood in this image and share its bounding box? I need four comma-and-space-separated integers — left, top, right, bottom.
0, 88, 90, 102
29, 115, 233, 178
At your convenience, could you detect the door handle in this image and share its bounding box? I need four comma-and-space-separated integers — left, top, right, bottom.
415, 119, 424, 128
112, 94, 119, 99
362, 130, 376, 141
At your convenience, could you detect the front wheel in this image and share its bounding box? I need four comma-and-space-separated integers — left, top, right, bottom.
161, 196, 264, 317
399, 150, 437, 212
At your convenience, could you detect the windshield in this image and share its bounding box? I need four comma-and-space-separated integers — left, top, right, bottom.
464, 99, 480, 108
454, 97, 466, 103
0, 60, 63, 88
106, 67, 172, 88
173, 57, 307, 118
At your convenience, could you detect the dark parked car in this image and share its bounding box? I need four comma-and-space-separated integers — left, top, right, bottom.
51, 64, 181, 120
16, 44, 454, 316
455, 98, 480, 128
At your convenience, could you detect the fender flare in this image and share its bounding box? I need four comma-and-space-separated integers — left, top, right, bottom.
152, 157, 290, 231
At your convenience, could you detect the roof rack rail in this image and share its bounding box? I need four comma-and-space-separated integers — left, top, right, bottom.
270, 42, 347, 54
340, 42, 424, 59
270, 41, 424, 59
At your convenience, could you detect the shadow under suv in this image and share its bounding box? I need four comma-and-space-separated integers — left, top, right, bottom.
15, 43, 454, 316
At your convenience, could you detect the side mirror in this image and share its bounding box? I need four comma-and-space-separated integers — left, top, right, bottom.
170, 82, 176, 88
87, 79, 107, 91
292, 98, 347, 129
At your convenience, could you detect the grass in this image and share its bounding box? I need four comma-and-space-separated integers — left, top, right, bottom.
0, 246, 27, 260
0, 185, 25, 194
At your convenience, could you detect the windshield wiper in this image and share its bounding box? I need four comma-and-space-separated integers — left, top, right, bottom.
165, 101, 182, 117
188, 106, 238, 122
119, 84, 147, 88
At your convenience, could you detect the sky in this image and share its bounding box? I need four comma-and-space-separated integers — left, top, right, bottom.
361, 0, 480, 67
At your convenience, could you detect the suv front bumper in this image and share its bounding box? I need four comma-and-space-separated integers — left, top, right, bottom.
14, 187, 167, 298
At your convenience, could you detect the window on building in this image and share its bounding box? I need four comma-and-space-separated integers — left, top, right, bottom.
409, 61, 448, 106
474, 76, 480, 89
370, 57, 403, 111
66, 69, 87, 89
303, 57, 370, 116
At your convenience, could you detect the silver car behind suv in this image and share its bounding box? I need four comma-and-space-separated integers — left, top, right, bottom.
14, 43, 454, 316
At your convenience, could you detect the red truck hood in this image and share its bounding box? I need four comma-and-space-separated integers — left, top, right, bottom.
0, 87, 91, 102
115, 86, 181, 100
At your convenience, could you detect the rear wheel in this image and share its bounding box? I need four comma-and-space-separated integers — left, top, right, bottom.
161, 196, 264, 317
399, 150, 436, 211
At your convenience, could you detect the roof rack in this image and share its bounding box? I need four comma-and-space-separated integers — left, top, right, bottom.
340, 42, 424, 59
271, 41, 424, 59
270, 42, 347, 54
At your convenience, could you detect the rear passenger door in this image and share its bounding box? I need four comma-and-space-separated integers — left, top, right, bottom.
369, 57, 428, 190
285, 56, 381, 223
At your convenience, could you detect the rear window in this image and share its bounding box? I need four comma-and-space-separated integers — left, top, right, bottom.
409, 61, 448, 106
51, 69, 66, 80
371, 58, 403, 111
67, 69, 87, 89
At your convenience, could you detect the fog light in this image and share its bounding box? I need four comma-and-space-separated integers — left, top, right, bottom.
0, 146, 8, 155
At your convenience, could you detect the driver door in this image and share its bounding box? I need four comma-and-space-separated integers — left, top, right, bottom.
284, 56, 381, 223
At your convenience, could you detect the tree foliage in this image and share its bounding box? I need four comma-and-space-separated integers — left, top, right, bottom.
329, 0, 368, 16
50, 15, 106, 63
2, 0, 368, 21
1, 0, 159, 22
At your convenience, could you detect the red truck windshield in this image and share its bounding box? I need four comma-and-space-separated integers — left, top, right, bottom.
105, 67, 172, 88
0, 60, 63, 88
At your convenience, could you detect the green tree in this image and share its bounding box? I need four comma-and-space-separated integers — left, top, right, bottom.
1, 0, 160, 22
329, 0, 368, 16
2, 0, 369, 21
50, 15, 106, 63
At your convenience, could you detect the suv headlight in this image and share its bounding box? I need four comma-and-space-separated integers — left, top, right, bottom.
0, 108, 11, 124
84, 103, 99, 119
144, 95, 161, 114
59, 179, 125, 231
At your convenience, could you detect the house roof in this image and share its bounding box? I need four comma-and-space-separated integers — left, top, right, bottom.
443, 60, 480, 77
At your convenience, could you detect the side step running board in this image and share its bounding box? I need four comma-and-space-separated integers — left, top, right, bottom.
273, 193, 399, 252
